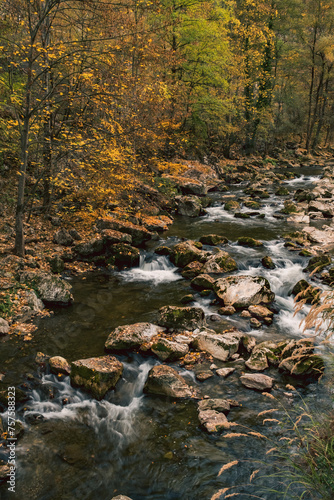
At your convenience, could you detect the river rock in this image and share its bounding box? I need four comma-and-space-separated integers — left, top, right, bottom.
302, 226, 334, 245
291, 279, 320, 304
308, 200, 334, 218
201, 251, 237, 274
142, 215, 173, 232
74, 237, 105, 257
294, 188, 316, 203
287, 214, 310, 224
261, 256, 275, 269
248, 305, 274, 325
108, 243, 140, 268
37, 275, 73, 305
196, 371, 214, 381
105, 323, 161, 350
0, 464, 11, 482
0, 318, 10, 335
198, 398, 230, 413
237, 237, 263, 248
151, 338, 189, 361
176, 196, 202, 217
245, 348, 269, 371
198, 410, 229, 433
224, 200, 240, 211
199, 234, 228, 246
96, 218, 153, 246
111, 496, 133, 500
216, 367, 236, 378
181, 261, 203, 278
53, 228, 73, 246
49, 356, 71, 375
165, 175, 208, 196
191, 274, 215, 290
240, 373, 273, 391
218, 305, 236, 315
214, 275, 274, 309
170, 241, 205, 267
304, 255, 331, 273
279, 354, 324, 378
143, 365, 193, 398
158, 305, 206, 330
71, 355, 123, 400
193, 330, 243, 361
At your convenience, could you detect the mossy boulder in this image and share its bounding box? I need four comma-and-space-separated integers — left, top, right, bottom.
281, 201, 298, 214
108, 243, 140, 268
201, 251, 237, 274
199, 234, 228, 246
304, 255, 331, 273
151, 338, 189, 361
224, 200, 240, 211
262, 256, 276, 269
275, 186, 290, 196
181, 261, 203, 278
177, 196, 202, 217
237, 237, 263, 248
234, 212, 250, 219
158, 305, 206, 330
291, 280, 320, 304
170, 241, 205, 268
70, 355, 123, 400
244, 199, 261, 209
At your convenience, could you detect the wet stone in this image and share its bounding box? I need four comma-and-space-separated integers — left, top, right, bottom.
216, 367, 236, 378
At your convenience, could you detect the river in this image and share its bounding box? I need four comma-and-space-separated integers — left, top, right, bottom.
0, 166, 333, 500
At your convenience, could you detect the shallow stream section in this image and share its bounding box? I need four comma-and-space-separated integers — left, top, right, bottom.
1, 167, 334, 500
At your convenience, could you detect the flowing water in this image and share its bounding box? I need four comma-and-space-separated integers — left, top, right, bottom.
1, 166, 333, 500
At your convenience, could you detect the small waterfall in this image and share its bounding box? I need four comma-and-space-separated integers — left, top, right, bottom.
120, 253, 181, 283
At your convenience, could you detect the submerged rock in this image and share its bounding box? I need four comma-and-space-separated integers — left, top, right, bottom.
240, 373, 273, 391
198, 410, 229, 433
158, 305, 206, 330
144, 365, 193, 398
214, 275, 274, 309
105, 323, 161, 350
198, 398, 230, 413
71, 355, 123, 400
199, 234, 228, 246
237, 237, 263, 248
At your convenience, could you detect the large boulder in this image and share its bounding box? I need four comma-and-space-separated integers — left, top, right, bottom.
214, 275, 274, 309
176, 196, 202, 217
101, 229, 132, 245
71, 355, 123, 400
304, 255, 331, 273
308, 200, 334, 218
151, 338, 189, 361
240, 373, 273, 391
164, 174, 208, 196
278, 339, 324, 378
74, 237, 105, 257
53, 228, 73, 246
193, 330, 244, 361
158, 306, 206, 330
237, 237, 263, 248
170, 241, 205, 268
105, 323, 161, 351
181, 261, 204, 278
96, 218, 153, 246
108, 243, 140, 268
201, 251, 237, 274
37, 275, 73, 306
143, 365, 193, 398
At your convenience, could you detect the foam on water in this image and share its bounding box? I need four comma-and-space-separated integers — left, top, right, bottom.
120, 255, 181, 283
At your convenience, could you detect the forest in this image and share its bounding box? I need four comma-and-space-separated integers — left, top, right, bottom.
0, 0, 334, 254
